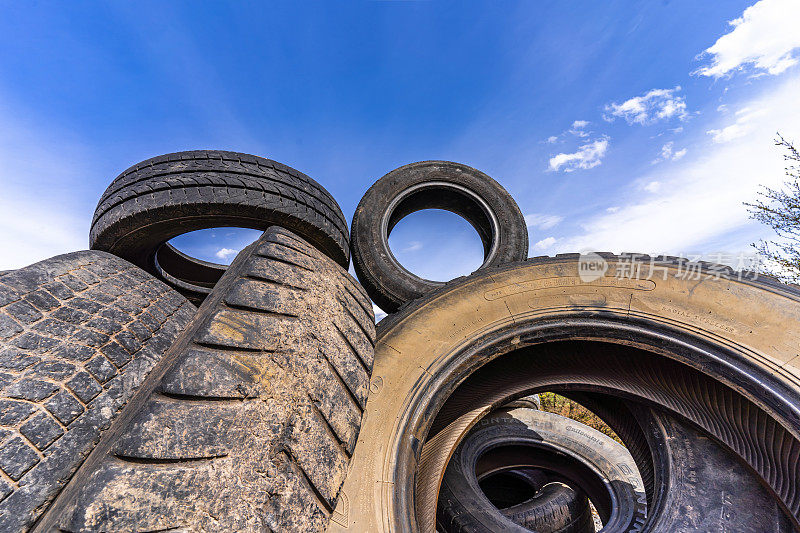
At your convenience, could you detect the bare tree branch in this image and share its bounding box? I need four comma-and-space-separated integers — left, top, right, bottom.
745, 134, 800, 283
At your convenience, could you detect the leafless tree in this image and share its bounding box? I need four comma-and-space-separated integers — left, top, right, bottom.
746, 134, 800, 283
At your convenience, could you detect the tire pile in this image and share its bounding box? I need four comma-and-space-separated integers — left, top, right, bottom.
0, 151, 798, 532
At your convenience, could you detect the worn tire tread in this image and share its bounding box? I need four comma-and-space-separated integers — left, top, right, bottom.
44, 228, 373, 533
0, 252, 194, 532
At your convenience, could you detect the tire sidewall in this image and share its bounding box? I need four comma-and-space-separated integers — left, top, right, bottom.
329, 258, 800, 532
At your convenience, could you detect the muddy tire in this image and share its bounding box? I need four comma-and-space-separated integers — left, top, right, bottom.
329, 254, 800, 532
350, 161, 528, 313
438, 409, 621, 533
90, 150, 350, 304
34, 227, 374, 533
0, 251, 194, 531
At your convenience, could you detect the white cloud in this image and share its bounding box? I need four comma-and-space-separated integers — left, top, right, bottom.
402, 241, 423, 252
707, 107, 767, 143
545, 120, 592, 144
652, 142, 688, 164
534, 237, 557, 250
643, 181, 661, 193
653, 143, 673, 164
215, 247, 239, 260
548, 136, 610, 172
524, 213, 564, 230
606, 206, 620, 213
695, 0, 800, 78
569, 120, 591, 137
604, 87, 689, 125
555, 73, 800, 255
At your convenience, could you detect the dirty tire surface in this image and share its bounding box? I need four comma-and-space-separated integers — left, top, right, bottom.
90, 150, 350, 302
0, 251, 194, 531
42, 227, 375, 533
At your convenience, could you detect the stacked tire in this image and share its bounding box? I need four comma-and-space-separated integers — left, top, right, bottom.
1, 151, 373, 532
335, 161, 800, 532
3, 150, 800, 533
89, 150, 351, 304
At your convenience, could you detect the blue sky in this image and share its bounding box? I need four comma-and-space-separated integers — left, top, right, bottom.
2, 0, 800, 308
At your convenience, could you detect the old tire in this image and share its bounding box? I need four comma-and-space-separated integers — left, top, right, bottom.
438, 400, 793, 533
90, 150, 350, 304
499, 394, 541, 411
0, 251, 194, 531
328, 254, 800, 532
350, 161, 528, 313
573, 393, 794, 532
35, 227, 375, 533
438, 409, 618, 533
498, 483, 591, 533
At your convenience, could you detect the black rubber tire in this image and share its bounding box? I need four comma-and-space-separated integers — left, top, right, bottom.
350, 161, 528, 313
638, 406, 795, 532
437, 409, 638, 533
89, 150, 350, 304
477, 468, 549, 509
440, 398, 795, 533
499, 394, 541, 411
0, 251, 194, 532
572, 395, 795, 532
35, 227, 375, 532
500, 483, 592, 533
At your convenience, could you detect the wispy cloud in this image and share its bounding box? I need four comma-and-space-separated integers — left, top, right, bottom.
695, 0, 800, 78
604, 87, 689, 125
402, 241, 423, 252
643, 181, 661, 193
548, 136, 610, 172
534, 236, 557, 250
0, 195, 87, 270
544, 120, 592, 144
569, 120, 591, 137
652, 141, 688, 164
707, 107, 767, 143
524, 213, 564, 230
555, 74, 800, 255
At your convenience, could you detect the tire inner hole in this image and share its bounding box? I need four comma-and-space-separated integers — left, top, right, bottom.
387, 209, 485, 282
478, 470, 543, 509
476, 445, 613, 522
169, 227, 262, 266
158, 228, 262, 289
